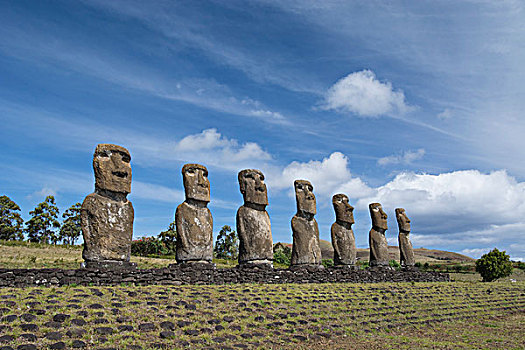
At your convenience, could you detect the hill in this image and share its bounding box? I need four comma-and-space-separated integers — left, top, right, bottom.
275, 239, 474, 263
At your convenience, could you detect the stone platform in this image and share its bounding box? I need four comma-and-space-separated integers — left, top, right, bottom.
0, 265, 449, 287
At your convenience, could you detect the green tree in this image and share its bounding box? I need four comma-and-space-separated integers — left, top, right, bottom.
273, 244, 291, 265
25, 195, 60, 244
475, 248, 513, 282
59, 202, 82, 245
0, 195, 24, 241
158, 220, 177, 255
214, 225, 238, 260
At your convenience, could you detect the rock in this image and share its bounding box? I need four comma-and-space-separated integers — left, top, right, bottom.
369, 203, 389, 267
0, 335, 14, 343
236, 169, 273, 266
16, 345, 37, 350
117, 325, 133, 332
175, 164, 213, 263
20, 314, 36, 322
160, 331, 175, 339
18, 335, 37, 342
19, 324, 38, 332
52, 314, 70, 323
66, 328, 87, 337
81, 144, 134, 264
94, 327, 114, 335
71, 341, 86, 349
48, 342, 65, 350
396, 208, 416, 267
291, 180, 321, 266
138, 323, 156, 332
331, 194, 356, 266
71, 318, 87, 326
159, 321, 175, 330
45, 332, 62, 340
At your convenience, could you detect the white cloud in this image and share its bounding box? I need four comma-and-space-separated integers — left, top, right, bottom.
322, 70, 411, 117
27, 186, 58, 200
460, 247, 491, 259
437, 109, 453, 120
377, 148, 425, 166
268, 152, 373, 199
173, 129, 272, 171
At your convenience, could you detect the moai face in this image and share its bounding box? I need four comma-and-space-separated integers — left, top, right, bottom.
395, 208, 411, 232
238, 169, 268, 206
182, 163, 210, 203
332, 194, 354, 225
93, 144, 132, 194
294, 180, 316, 216
369, 202, 388, 230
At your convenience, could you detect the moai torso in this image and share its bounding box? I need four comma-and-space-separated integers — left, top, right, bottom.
368, 203, 389, 266
396, 208, 415, 266
81, 144, 134, 263
175, 164, 213, 263
291, 180, 321, 266
236, 169, 273, 265
175, 201, 213, 262
331, 194, 356, 265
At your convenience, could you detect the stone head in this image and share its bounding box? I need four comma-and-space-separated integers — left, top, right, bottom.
93, 144, 132, 194
395, 208, 411, 232
238, 169, 268, 206
332, 193, 354, 225
294, 180, 316, 216
182, 163, 210, 203
369, 202, 388, 230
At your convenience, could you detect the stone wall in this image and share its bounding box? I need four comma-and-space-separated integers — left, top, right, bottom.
0, 265, 449, 287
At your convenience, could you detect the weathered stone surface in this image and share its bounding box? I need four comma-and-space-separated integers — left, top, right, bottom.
81, 144, 134, 264
291, 180, 321, 266
368, 203, 389, 267
236, 169, 273, 265
396, 208, 415, 267
175, 164, 213, 263
331, 194, 356, 266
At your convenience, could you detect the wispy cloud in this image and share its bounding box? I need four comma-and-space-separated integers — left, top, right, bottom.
377, 148, 425, 166
0, 20, 289, 125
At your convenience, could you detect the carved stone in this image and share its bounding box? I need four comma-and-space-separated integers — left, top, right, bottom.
396, 208, 415, 267
236, 169, 273, 266
175, 164, 213, 264
291, 180, 321, 266
368, 202, 389, 267
331, 194, 356, 266
81, 144, 134, 266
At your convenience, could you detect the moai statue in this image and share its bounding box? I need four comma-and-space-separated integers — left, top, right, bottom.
331, 194, 356, 266
291, 180, 322, 266
175, 164, 213, 264
368, 203, 389, 267
81, 144, 135, 269
236, 169, 273, 267
396, 208, 416, 267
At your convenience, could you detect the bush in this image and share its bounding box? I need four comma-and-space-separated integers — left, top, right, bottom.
214, 225, 238, 260
517, 261, 525, 271
475, 248, 513, 282
131, 237, 169, 257
389, 260, 401, 270
273, 246, 291, 266
322, 259, 334, 268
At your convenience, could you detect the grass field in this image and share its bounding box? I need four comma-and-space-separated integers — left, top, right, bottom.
1, 241, 524, 349
0, 282, 523, 349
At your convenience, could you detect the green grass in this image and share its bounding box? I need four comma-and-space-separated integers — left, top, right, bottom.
0, 282, 523, 349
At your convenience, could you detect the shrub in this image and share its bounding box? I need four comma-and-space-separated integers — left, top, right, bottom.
475, 248, 513, 282
214, 225, 238, 260
389, 260, 401, 270
131, 237, 169, 257
273, 246, 291, 266
322, 259, 334, 268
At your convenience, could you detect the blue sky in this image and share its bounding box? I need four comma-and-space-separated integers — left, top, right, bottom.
1, 0, 524, 260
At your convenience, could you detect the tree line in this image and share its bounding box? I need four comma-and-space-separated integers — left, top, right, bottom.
0, 195, 81, 245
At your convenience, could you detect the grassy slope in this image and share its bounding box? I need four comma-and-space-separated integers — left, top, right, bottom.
0, 282, 523, 349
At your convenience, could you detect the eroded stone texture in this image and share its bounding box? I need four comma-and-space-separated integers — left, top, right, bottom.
291, 180, 321, 266
396, 208, 415, 267
368, 203, 389, 267
236, 169, 273, 266
331, 194, 356, 266
81, 144, 134, 264
175, 164, 213, 263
